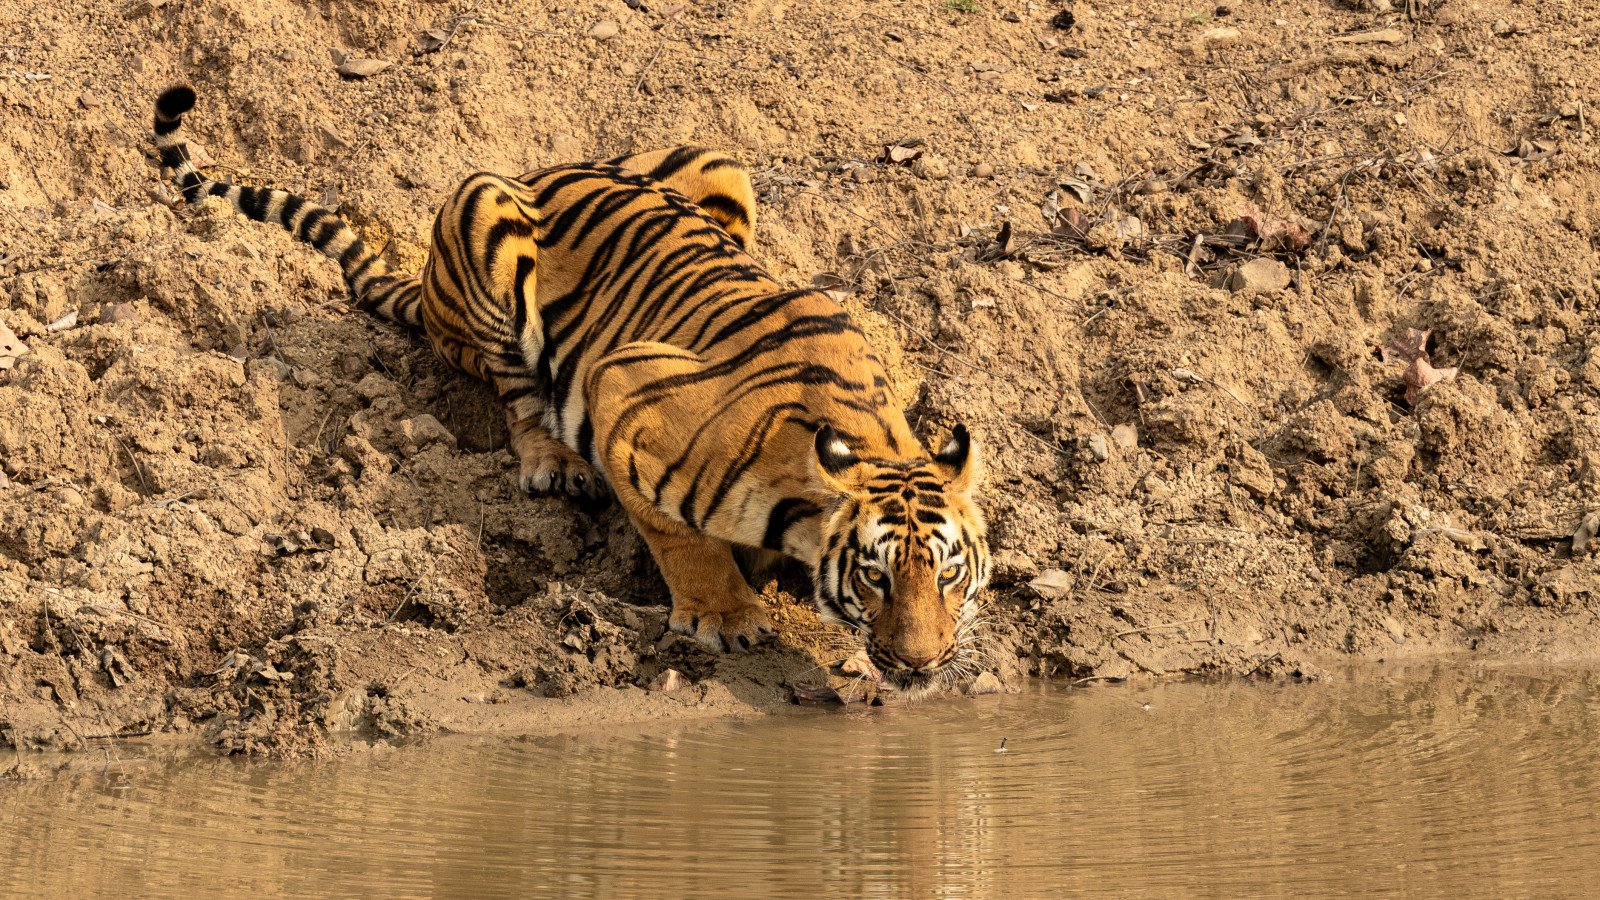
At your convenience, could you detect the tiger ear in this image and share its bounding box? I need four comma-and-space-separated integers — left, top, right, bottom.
810, 424, 865, 496
933, 424, 982, 495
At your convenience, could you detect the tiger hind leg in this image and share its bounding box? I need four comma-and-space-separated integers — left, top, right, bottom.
584, 341, 774, 652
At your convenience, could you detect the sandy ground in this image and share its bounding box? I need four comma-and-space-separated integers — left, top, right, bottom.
0, 0, 1597, 756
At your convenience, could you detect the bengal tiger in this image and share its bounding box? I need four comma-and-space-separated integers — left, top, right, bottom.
151, 85, 991, 693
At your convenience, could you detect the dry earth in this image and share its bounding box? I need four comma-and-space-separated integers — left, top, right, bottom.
1, 0, 1597, 756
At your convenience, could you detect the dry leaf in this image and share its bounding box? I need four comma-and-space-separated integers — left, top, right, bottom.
416, 28, 451, 54
840, 649, 882, 682
1383, 327, 1430, 365
1404, 356, 1458, 405
1029, 568, 1073, 598
1037, 34, 1059, 50
0, 320, 28, 369
648, 668, 689, 691
590, 20, 620, 39
1052, 207, 1090, 239
335, 58, 391, 78
879, 144, 923, 165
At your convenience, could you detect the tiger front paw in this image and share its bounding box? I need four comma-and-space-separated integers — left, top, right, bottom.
518, 446, 609, 507
669, 593, 776, 654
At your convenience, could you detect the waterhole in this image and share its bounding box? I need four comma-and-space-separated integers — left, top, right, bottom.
4, 662, 1598, 898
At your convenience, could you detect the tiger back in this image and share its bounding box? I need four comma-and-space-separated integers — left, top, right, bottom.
152, 85, 992, 693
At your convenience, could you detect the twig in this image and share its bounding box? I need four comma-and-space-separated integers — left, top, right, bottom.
104, 427, 151, 498
1114, 618, 1205, 639
27, 157, 54, 208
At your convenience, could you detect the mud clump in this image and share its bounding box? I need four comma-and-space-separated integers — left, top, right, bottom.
2, 0, 1598, 755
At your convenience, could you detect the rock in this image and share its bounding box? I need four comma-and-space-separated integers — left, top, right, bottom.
1086, 432, 1109, 462
648, 668, 688, 691
590, 20, 619, 39
967, 672, 1004, 695
56, 487, 84, 507
850, 167, 877, 184
1228, 258, 1291, 293
972, 163, 995, 178
1111, 423, 1138, 449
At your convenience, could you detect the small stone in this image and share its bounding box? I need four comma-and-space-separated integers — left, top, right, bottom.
1111, 423, 1138, 449
972, 163, 995, 178
56, 487, 84, 507
1028, 569, 1073, 599
77, 92, 102, 109
1574, 512, 1600, 556
335, 58, 391, 78
1086, 432, 1110, 462
850, 166, 877, 184
648, 668, 688, 691
311, 527, 338, 545
1228, 258, 1291, 293
590, 19, 620, 39
967, 672, 1004, 695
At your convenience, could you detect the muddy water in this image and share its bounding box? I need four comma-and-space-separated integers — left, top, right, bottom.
4, 663, 1600, 898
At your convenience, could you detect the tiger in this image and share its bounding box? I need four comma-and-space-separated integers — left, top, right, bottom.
151, 85, 992, 694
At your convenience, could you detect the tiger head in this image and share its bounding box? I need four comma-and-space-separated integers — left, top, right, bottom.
808, 424, 991, 696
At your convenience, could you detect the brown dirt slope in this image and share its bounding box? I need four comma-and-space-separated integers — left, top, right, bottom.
1, 0, 1597, 755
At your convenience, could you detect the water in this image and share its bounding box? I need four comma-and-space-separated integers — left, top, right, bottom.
4, 662, 1599, 898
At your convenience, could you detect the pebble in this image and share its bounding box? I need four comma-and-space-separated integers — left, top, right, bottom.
590, 20, 620, 39
1086, 432, 1110, 462
911, 157, 950, 180
851, 167, 877, 184
972, 163, 995, 178
57, 487, 84, 507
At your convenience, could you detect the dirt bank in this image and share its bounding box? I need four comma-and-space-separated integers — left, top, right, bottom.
1, 0, 1596, 756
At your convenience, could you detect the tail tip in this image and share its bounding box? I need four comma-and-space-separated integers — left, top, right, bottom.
156, 85, 196, 119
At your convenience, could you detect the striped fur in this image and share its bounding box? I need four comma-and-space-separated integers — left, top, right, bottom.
152, 86, 990, 691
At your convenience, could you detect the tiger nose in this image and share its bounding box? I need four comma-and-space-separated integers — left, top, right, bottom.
899, 653, 938, 668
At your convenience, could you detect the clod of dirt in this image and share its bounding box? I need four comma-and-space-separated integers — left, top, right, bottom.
972, 163, 995, 178
1029, 569, 1073, 599
1227, 258, 1290, 293
335, 58, 391, 78
589, 20, 620, 40
1111, 424, 1138, 450
1048, 9, 1074, 29
1087, 433, 1110, 462
99, 303, 139, 325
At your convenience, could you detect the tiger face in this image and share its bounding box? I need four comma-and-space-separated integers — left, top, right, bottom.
809, 424, 990, 695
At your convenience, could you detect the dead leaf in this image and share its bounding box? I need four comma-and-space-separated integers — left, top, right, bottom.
335, 58, 391, 78
416, 28, 451, 54
185, 140, 218, 169
1037, 34, 1059, 50
979, 220, 1017, 261
1404, 356, 1458, 405
1383, 327, 1430, 365
1029, 568, 1073, 598
879, 144, 924, 165
840, 649, 882, 682
648, 668, 689, 691
1573, 513, 1600, 555
1235, 202, 1312, 252
0, 320, 29, 371
1058, 176, 1094, 204
46, 310, 79, 333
